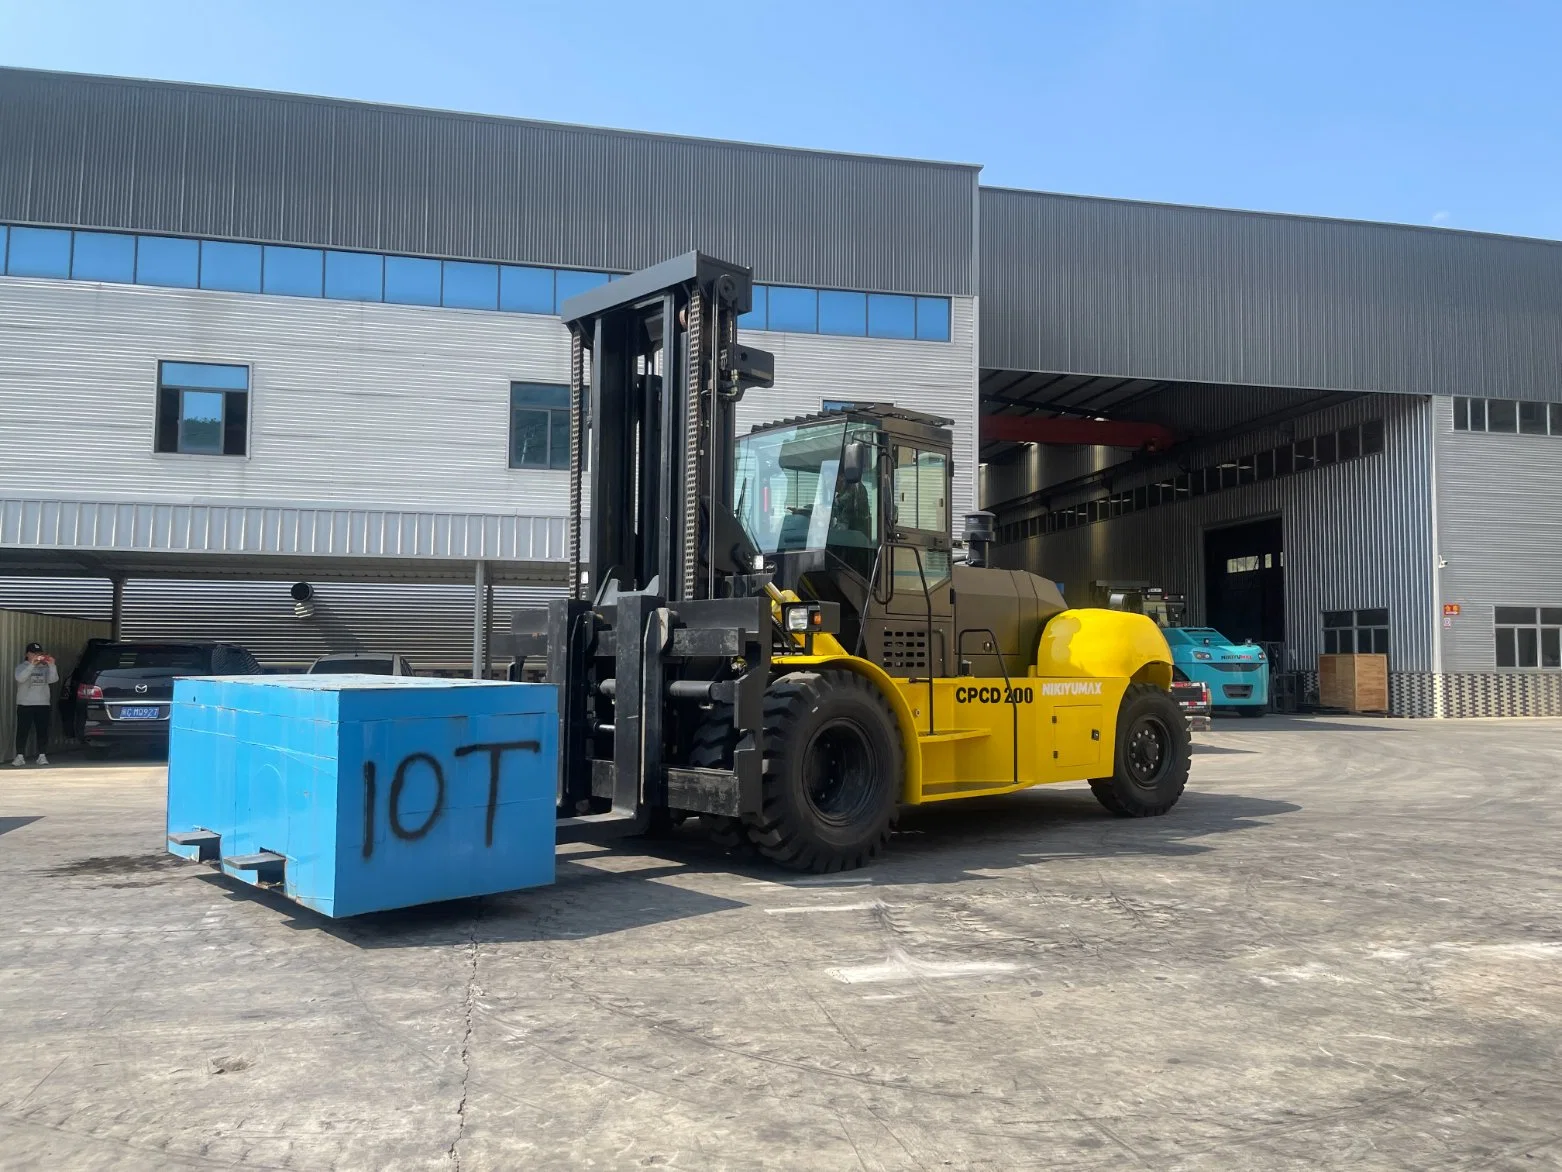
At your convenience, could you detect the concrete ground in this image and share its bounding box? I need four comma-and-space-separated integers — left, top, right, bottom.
2, 716, 1561, 1171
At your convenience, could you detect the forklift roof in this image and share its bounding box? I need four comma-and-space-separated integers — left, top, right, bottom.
558, 250, 756, 325
749, 402, 954, 437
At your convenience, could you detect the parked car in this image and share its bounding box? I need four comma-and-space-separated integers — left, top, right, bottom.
1164, 627, 1269, 716
1170, 678, 1213, 731
73, 641, 262, 751
306, 653, 414, 677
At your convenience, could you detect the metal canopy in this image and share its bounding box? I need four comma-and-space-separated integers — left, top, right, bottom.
978, 368, 1359, 462
0, 548, 568, 587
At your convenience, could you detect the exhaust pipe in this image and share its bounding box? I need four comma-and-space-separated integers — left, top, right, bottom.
963, 512, 995, 568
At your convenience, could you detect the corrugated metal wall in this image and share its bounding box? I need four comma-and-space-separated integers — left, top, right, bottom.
980, 187, 1562, 401
0, 68, 977, 296
0, 274, 574, 518
992, 395, 1437, 672
1432, 396, 1562, 672
0, 278, 978, 543
0, 577, 559, 670
1, 608, 112, 751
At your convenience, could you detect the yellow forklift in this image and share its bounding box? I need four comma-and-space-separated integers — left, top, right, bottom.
511, 253, 1191, 872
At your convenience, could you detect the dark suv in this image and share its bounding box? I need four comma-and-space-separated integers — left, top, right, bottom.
71, 642, 261, 752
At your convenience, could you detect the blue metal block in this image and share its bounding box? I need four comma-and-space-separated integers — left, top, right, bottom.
166, 674, 559, 916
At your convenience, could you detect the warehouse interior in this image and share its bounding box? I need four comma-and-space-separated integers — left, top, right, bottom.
976, 372, 1424, 703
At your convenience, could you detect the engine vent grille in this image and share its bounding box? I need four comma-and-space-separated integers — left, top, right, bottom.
881, 629, 929, 672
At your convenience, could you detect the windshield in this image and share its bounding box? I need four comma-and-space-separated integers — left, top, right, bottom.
85, 645, 211, 673
735, 420, 880, 556
310, 658, 395, 675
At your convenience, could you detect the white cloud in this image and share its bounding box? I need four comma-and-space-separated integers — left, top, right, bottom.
1431, 210, 1452, 225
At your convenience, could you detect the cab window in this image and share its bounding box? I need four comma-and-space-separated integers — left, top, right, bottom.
827, 429, 880, 549
893, 447, 948, 533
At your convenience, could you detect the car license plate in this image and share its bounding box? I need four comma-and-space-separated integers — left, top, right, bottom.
118, 706, 161, 720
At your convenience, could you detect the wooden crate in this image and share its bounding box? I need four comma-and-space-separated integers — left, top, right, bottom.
1317, 654, 1389, 713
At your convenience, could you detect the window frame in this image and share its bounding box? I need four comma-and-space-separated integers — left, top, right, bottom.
914, 296, 951, 342
135, 234, 200, 288
1322, 608, 1390, 658
500, 265, 555, 315
154, 359, 252, 459
442, 260, 500, 311
1493, 605, 1562, 671
384, 255, 443, 306
324, 249, 385, 302
867, 292, 916, 339
5, 226, 73, 278
1486, 398, 1518, 433
71, 230, 137, 283
1, 221, 957, 343
818, 289, 868, 337
199, 240, 263, 294
261, 245, 326, 298
766, 286, 819, 334
509, 382, 573, 472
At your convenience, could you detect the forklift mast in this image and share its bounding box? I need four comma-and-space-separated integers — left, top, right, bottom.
561, 252, 774, 603
514, 254, 778, 839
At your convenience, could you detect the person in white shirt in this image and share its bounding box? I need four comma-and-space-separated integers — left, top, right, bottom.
13, 642, 58, 767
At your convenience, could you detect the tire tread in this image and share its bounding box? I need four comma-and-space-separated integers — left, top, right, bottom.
1090, 683, 1192, 818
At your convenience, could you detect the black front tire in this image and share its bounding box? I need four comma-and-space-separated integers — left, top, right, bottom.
686, 705, 751, 852
746, 671, 902, 873
1237, 704, 1267, 719
1090, 684, 1192, 817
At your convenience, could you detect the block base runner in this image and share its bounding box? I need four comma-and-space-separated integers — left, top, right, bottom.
1296, 670, 1562, 719
165, 674, 560, 917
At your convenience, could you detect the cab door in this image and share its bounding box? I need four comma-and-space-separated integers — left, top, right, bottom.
875, 443, 953, 675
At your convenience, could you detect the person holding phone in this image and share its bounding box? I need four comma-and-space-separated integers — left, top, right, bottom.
13, 642, 58, 767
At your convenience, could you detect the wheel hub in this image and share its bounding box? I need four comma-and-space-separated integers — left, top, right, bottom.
1126, 717, 1168, 785
803, 718, 877, 825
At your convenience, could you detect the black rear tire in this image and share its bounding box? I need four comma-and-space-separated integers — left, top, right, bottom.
746, 671, 901, 873
1090, 684, 1192, 817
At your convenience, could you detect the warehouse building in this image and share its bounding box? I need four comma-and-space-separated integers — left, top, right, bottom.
1, 67, 1559, 715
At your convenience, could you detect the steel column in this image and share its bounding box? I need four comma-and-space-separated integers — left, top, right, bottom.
110, 576, 125, 641
471, 560, 489, 679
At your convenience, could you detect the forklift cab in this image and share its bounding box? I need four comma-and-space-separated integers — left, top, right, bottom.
1095, 583, 1186, 630
735, 403, 955, 673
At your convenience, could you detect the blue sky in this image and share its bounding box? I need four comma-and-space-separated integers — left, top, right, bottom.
3, 0, 1560, 240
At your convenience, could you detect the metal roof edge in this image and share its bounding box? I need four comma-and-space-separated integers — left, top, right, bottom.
979, 184, 1562, 251
0, 66, 985, 175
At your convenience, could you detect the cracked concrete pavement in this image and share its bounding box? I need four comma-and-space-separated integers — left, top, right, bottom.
2, 714, 1562, 1169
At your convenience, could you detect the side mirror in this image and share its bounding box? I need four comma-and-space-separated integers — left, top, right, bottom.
842, 441, 869, 485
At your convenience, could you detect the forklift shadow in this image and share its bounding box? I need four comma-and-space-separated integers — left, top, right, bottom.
205, 854, 751, 948
876, 785, 1302, 880
1213, 715, 1404, 734
197, 789, 1297, 942
527, 785, 1303, 895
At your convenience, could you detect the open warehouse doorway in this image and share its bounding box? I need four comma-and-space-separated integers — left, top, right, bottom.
1203, 518, 1284, 645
